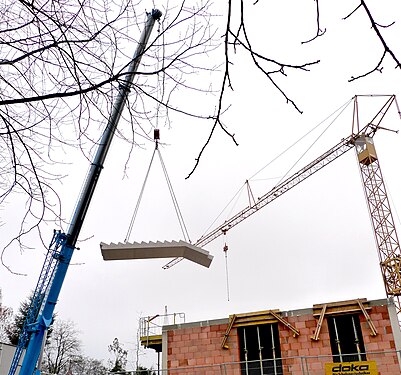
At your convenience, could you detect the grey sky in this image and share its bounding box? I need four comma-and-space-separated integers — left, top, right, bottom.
1, 0, 401, 370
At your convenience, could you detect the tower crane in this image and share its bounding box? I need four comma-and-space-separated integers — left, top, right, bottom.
8, 9, 162, 375
165, 95, 401, 316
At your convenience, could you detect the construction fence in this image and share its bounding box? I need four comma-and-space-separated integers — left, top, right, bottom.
108, 350, 401, 375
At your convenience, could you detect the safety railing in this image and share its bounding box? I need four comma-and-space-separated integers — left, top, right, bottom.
139, 313, 186, 338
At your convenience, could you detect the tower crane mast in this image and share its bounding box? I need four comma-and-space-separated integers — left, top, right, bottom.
166, 95, 401, 316
353, 96, 401, 312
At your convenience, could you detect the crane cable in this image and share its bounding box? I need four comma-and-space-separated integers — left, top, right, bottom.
124, 137, 191, 243
198, 98, 354, 241
249, 97, 354, 181
125, 15, 190, 244
124, 146, 157, 242
223, 237, 230, 302
274, 98, 353, 187
208, 98, 353, 300
155, 12, 165, 130
157, 144, 191, 243
152, 13, 191, 243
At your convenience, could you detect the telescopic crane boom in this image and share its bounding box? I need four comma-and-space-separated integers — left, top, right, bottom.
165, 95, 401, 315
8, 10, 162, 375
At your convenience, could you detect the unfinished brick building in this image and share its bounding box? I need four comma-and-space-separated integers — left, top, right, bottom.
141, 298, 401, 375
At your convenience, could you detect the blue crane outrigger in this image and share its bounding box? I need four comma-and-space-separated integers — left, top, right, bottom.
8, 9, 162, 375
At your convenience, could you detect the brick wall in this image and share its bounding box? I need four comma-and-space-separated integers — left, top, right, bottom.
167, 323, 239, 369
359, 304, 400, 375
165, 303, 401, 374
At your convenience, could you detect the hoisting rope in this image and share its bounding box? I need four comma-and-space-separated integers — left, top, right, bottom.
157, 143, 191, 243
125, 15, 190, 244
273, 98, 353, 187
223, 239, 230, 302
154, 15, 166, 130
125, 146, 157, 242
249, 98, 354, 182
125, 134, 191, 244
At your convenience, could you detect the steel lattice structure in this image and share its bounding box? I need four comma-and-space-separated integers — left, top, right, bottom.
356, 142, 401, 311
164, 95, 401, 320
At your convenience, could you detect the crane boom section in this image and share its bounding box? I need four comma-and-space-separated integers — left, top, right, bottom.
194, 95, 396, 249
8, 9, 162, 375
7, 231, 66, 375
195, 136, 355, 248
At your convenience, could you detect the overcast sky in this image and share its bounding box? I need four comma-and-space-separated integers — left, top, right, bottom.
2, 0, 401, 370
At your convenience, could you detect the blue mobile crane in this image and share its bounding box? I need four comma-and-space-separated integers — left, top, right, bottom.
8, 9, 162, 375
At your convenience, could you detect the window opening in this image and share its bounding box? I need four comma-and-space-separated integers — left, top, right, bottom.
270, 324, 279, 375
328, 314, 366, 362
312, 299, 377, 340
238, 324, 283, 375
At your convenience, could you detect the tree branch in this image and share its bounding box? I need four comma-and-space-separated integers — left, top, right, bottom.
302, 0, 326, 44
345, 0, 400, 81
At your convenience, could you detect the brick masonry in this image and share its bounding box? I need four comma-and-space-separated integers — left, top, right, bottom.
164, 299, 401, 374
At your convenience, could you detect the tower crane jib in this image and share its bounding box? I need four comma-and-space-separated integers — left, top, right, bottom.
193, 95, 397, 249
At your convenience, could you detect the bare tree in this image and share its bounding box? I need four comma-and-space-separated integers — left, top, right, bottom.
344, 0, 401, 81
108, 337, 128, 372
42, 319, 81, 374
185, 0, 401, 177
3, 291, 55, 348
0, 0, 218, 267
0, 0, 400, 266
4, 298, 28, 346
67, 355, 108, 375
0, 305, 13, 343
